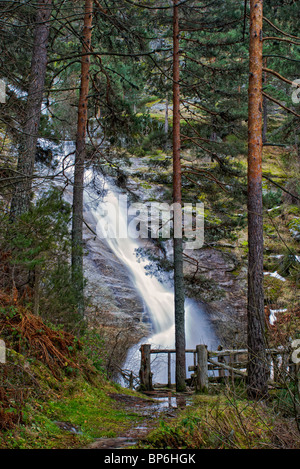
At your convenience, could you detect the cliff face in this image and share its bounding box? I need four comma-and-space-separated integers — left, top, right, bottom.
183, 247, 247, 348
83, 212, 146, 324
121, 156, 248, 349
53, 137, 298, 365
81, 163, 248, 354
82, 204, 150, 371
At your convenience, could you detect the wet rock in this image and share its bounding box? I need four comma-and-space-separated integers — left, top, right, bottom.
83, 208, 146, 326
183, 247, 247, 347
86, 437, 137, 449
54, 421, 82, 434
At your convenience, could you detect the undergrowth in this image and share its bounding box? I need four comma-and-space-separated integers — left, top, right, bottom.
0, 287, 144, 448
139, 392, 300, 450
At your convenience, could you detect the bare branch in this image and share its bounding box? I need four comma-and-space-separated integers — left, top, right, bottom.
263, 16, 300, 40
263, 92, 300, 118
263, 68, 300, 87
263, 36, 300, 46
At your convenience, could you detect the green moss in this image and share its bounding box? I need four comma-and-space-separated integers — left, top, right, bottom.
263, 223, 277, 237
145, 98, 161, 108
204, 209, 222, 225
0, 373, 146, 449
287, 205, 300, 216
264, 275, 285, 304
45, 383, 139, 439
139, 394, 280, 449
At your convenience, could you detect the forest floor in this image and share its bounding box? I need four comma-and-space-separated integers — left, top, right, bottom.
84, 391, 192, 449
0, 298, 190, 450
0, 299, 300, 450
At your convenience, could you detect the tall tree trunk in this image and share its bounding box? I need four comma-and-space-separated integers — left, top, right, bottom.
247, 0, 268, 399
71, 0, 93, 314
10, 0, 52, 218
173, 0, 186, 392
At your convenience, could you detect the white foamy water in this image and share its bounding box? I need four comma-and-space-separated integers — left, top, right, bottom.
86, 175, 218, 384
49, 143, 218, 384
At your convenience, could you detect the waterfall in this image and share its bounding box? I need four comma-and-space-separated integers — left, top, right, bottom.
47, 141, 218, 384
85, 172, 218, 384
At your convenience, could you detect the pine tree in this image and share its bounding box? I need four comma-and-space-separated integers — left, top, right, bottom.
247, 0, 268, 400
71, 0, 94, 314
10, 0, 52, 218
172, 0, 186, 392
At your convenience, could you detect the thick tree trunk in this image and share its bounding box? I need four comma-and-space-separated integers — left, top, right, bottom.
71, 0, 93, 314
10, 0, 52, 218
247, 0, 268, 400
173, 0, 186, 392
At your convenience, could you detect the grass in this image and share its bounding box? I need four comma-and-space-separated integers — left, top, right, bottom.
137, 390, 300, 450
0, 296, 147, 449
0, 373, 146, 449
44, 381, 140, 440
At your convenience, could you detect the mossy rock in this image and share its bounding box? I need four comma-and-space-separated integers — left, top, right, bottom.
264, 275, 285, 304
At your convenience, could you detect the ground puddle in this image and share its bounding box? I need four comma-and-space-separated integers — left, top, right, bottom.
85, 391, 192, 449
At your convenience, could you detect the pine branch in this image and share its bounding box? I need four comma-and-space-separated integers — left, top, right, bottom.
182, 167, 229, 192
263, 55, 300, 64
48, 48, 172, 64
263, 92, 300, 118
123, 0, 191, 9
262, 174, 300, 202
262, 68, 300, 87
263, 16, 300, 40
263, 36, 300, 46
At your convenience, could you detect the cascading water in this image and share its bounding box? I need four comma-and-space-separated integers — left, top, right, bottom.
47, 141, 218, 384
84, 173, 218, 384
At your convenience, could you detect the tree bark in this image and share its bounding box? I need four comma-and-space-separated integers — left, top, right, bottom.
247, 0, 268, 399
139, 344, 153, 391
10, 0, 52, 218
173, 0, 186, 392
71, 0, 93, 314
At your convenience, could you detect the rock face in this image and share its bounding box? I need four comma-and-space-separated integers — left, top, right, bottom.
116, 158, 248, 348
183, 247, 247, 348
82, 198, 247, 353
80, 167, 248, 375
83, 207, 147, 326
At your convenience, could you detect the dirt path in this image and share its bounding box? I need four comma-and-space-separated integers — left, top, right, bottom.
85, 391, 192, 450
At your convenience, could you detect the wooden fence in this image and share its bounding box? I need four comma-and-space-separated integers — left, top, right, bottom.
139, 343, 299, 392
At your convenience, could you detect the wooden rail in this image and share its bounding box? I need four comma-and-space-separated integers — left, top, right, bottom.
139, 343, 297, 392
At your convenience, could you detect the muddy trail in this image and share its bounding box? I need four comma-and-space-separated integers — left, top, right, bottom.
85, 391, 193, 450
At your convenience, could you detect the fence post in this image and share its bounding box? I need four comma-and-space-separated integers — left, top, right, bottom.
139, 344, 153, 391
218, 346, 225, 380
272, 352, 280, 382
129, 371, 133, 389
196, 344, 208, 393
229, 349, 237, 383
167, 352, 171, 388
